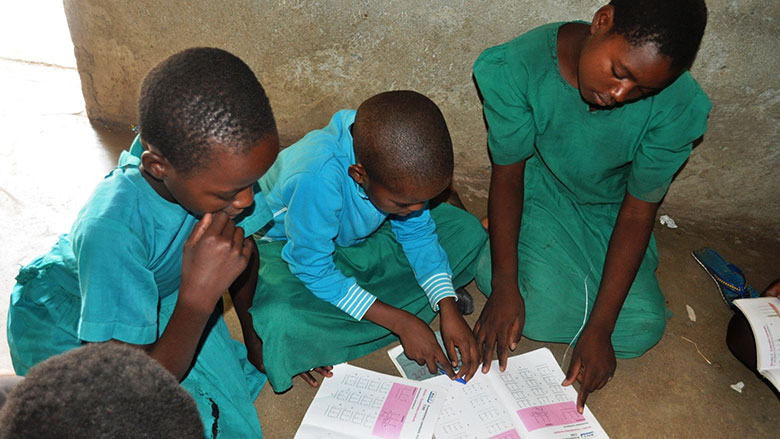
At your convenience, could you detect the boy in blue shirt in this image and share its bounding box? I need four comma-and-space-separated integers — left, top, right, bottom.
251, 90, 487, 392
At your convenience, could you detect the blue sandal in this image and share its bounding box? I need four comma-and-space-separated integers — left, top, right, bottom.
692, 247, 759, 307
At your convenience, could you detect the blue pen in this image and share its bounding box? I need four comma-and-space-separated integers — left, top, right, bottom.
439, 368, 467, 384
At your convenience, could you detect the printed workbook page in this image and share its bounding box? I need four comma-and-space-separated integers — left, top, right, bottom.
295, 363, 447, 439
430, 348, 609, 439
430, 370, 519, 438
733, 297, 780, 390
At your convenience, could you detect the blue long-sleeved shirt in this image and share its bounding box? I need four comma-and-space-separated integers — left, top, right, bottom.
259, 110, 456, 320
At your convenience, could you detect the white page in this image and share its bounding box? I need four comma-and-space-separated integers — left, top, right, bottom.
762, 368, 780, 391
430, 371, 522, 438
295, 363, 447, 439
430, 348, 608, 439
487, 348, 607, 439
734, 297, 780, 373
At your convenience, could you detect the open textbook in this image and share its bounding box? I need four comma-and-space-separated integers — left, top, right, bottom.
733, 297, 780, 391
294, 363, 448, 439
389, 345, 609, 439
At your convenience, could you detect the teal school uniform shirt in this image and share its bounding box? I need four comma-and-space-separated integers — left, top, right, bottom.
74, 138, 271, 343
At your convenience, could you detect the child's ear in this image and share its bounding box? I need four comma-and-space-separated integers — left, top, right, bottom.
140, 149, 172, 180
348, 163, 367, 185
591, 5, 614, 35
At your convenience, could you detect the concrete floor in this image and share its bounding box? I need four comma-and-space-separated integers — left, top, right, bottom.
1, 55, 778, 438
247, 226, 780, 439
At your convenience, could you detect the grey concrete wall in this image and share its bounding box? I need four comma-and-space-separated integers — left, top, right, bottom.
63, 0, 780, 232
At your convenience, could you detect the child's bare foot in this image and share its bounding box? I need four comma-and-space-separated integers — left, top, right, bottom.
480, 216, 488, 230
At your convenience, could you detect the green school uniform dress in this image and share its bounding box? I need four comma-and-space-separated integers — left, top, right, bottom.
472, 22, 712, 357
7, 138, 269, 439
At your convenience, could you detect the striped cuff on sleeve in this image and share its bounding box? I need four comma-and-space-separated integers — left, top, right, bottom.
335, 283, 377, 321
420, 273, 456, 312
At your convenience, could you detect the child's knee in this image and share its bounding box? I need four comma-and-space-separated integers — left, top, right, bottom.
433, 204, 487, 246
612, 310, 666, 359
461, 214, 489, 251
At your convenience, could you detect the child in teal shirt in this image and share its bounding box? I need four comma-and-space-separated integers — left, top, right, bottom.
7, 48, 279, 438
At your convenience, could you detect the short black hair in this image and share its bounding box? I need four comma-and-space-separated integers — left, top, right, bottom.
138, 47, 277, 174
352, 90, 453, 192
0, 343, 203, 439
609, 0, 708, 70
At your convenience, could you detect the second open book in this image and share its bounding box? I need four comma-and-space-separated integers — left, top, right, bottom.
733, 297, 780, 391
389, 344, 609, 439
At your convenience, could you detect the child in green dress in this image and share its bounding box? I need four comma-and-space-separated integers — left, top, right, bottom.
7, 48, 279, 437
472, 0, 711, 412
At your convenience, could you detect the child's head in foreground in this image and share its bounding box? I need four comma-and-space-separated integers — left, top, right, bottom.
0, 343, 204, 439
578, 0, 707, 107
137, 47, 279, 218
349, 90, 454, 216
